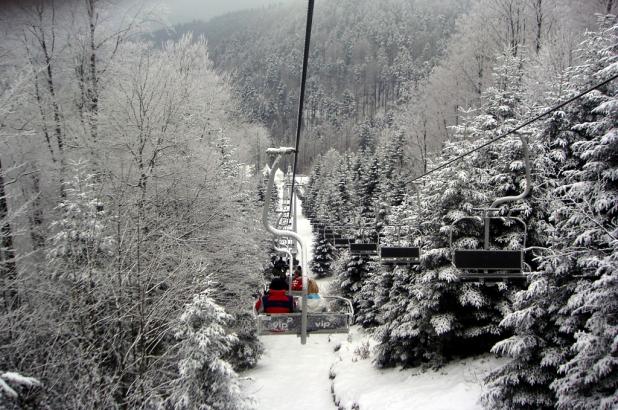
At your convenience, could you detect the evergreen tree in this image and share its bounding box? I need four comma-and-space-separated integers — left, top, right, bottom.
168, 288, 255, 410
310, 237, 336, 278
546, 22, 617, 410
374, 49, 537, 368
357, 150, 379, 222
483, 22, 618, 410
336, 252, 375, 315
303, 155, 322, 219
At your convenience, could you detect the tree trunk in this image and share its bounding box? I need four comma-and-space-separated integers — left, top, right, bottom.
25, 41, 57, 163
0, 157, 18, 311
528, 0, 544, 54
29, 173, 45, 250
86, 0, 99, 143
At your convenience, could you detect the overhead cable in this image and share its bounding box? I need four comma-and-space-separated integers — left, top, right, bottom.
288, 0, 315, 218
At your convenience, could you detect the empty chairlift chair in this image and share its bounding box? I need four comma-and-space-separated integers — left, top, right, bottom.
449, 211, 527, 280
349, 227, 379, 257
349, 242, 379, 256
333, 237, 351, 249
449, 132, 533, 281
379, 225, 421, 266
330, 224, 353, 250
380, 246, 420, 265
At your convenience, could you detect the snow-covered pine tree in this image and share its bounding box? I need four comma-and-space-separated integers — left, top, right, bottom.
311, 236, 336, 278
376, 128, 407, 207
549, 21, 618, 410
337, 252, 375, 315
337, 152, 356, 223
314, 149, 345, 222
481, 107, 572, 410
375, 49, 536, 368
303, 155, 322, 220
483, 21, 618, 410
167, 287, 255, 410
357, 149, 379, 222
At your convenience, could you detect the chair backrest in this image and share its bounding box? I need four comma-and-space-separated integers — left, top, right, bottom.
350, 243, 378, 254
454, 249, 522, 271
257, 313, 350, 335
380, 247, 420, 258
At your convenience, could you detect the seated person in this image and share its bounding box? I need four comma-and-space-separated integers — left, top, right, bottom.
306, 278, 328, 313
255, 277, 295, 314
291, 266, 303, 291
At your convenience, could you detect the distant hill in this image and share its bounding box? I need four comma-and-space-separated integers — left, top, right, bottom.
151, 0, 469, 169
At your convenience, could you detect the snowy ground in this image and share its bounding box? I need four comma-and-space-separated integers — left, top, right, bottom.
242, 333, 348, 409
330, 328, 505, 410
243, 181, 505, 409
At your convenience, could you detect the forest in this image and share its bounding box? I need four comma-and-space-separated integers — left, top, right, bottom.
1, 0, 617, 409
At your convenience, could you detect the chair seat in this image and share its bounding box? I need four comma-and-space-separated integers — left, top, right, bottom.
380, 247, 420, 265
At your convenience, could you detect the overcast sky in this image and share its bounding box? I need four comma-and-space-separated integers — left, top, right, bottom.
159, 0, 297, 24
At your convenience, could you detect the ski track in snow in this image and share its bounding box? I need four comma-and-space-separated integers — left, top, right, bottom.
243, 179, 504, 409
243, 333, 347, 410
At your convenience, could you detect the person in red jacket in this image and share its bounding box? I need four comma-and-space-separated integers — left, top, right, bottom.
255, 277, 295, 313
291, 266, 303, 291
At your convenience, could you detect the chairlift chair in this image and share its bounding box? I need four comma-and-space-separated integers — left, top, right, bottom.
333, 238, 351, 249
348, 227, 379, 257
380, 246, 420, 266
449, 132, 533, 281
379, 225, 421, 266
349, 242, 379, 256
256, 296, 354, 335
449, 211, 528, 281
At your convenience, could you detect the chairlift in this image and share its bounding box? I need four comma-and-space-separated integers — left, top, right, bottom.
350, 242, 379, 256
348, 227, 379, 257
322, 225, 350, 249
258, 147, 354, 343
449, 132, 532, 281
256, 296, 354, 335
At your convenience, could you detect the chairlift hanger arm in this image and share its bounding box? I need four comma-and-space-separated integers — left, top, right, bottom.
288, 0, 315, 219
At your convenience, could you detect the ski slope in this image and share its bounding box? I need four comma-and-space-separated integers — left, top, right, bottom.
243, 188, 504, 409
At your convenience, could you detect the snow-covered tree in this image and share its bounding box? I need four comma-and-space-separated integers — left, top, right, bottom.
47, 160, 113, 280
0, 371, 41, 407
483, 20, 618, 410
167, 287, 255, 410
545, 21, 618, 410
374, 49, 537, 368
311, 237, 336, 278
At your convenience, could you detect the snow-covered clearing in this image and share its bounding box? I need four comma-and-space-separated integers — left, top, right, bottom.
331, 329, 505, 410
242, 326, 504, 410
243, 183, 504, 409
